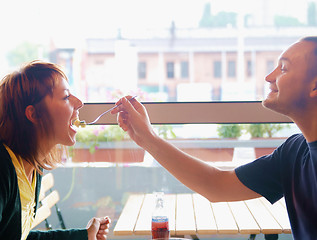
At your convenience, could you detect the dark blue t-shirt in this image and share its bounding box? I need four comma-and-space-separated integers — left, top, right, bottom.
235, 134, 317, 239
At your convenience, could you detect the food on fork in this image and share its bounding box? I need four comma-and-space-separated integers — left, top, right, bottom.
73, 118, 86, 128
72, 96, 138, 128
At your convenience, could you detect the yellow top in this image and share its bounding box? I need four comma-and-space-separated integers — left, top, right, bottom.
5, 145, 36, 240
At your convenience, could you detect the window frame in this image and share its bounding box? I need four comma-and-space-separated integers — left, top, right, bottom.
79, 101, 292, 125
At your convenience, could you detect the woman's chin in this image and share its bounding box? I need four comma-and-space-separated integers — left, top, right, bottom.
61, 136, 76, 146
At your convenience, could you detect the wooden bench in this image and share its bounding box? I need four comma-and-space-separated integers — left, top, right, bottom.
32, 173, 66, 229
113, 193, 291, 239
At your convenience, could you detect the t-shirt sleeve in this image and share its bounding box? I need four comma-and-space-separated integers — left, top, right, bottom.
235, 148, 284, 204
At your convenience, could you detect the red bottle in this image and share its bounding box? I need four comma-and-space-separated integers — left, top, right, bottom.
151, 192, 169, 239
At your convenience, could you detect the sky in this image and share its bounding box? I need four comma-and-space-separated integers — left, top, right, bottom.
0, 0, 315, 51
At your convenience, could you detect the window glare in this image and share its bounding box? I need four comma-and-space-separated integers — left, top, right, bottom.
1, 0, 317, 102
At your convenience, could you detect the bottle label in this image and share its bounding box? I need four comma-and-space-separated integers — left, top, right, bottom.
152, 216, 168, 222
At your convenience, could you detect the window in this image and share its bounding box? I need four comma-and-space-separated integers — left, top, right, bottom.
167, 62, 175, 79
214, 61, 222, 78
2, 1, 315, 103
247, 60, 253, 77
181, 61, 189, 79
94, 60, 104, 65
3, 0, 311, 232
138, 62, 146, 79
228, 60, 236, 78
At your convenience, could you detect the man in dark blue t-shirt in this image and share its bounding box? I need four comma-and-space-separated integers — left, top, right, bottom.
112, 36, 317, 239
236, 134, 317, 238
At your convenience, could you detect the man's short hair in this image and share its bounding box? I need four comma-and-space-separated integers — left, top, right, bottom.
302, 36, 317, 55
301, 36, 317, 79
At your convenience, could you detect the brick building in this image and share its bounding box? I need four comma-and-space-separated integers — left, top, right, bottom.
52, 27, 317, 102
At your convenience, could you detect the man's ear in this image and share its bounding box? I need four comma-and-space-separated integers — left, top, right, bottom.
310, 76, 317, 98
25, 105, 38, 124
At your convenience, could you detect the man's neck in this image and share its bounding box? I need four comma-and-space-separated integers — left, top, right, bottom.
292, 113, 317, 143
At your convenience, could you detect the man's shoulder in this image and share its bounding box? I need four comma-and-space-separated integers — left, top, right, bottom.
284, 133, 306, 145
274, 133, 310, 160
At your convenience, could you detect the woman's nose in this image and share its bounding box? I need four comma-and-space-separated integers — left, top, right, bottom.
73, 95, 83, 110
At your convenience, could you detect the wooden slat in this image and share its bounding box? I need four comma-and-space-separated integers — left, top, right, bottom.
134, 194, 155, 235
39, 173, 54, 201
228, 201, 260, 234
41, 190, 59, 208
113, 194, 292, 237
192, 193, 217, 234
260, 198, 291, 234
211, 202, 239, 234
32, 205, 51, 228
134, 194, 176, 235
278, 197, 287, 208
245, 198, 282, 234
175, 194, 196, 235
165, 194, 176, 236
113, 194, 145, 235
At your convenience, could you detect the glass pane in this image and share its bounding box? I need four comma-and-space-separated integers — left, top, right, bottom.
51, 122, 299, 231
214, 61, 222, 78
1, 0, 317, 102
181, 61, 189, 79
67, 123, 299, 166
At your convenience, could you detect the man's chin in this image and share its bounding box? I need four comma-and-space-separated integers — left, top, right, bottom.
262, 98, 280, 114
262, 98, 272, 109
262, 98, 289, 117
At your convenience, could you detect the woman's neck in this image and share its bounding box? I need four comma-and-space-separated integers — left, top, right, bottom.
22, 160, 35, 183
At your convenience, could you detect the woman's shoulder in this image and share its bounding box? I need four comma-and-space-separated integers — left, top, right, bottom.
0, 142, 16, 177
0, 142, 19, 202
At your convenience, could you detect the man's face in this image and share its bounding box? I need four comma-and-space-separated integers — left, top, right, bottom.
263, 40, 316, 117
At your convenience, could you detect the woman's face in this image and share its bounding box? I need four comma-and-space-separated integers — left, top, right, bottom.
43, 77, 83, 147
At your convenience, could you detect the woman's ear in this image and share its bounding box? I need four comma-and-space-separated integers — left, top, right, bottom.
25, 105, 38, 124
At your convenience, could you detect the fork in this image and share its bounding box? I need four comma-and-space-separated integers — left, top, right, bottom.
86, 96, 137, 125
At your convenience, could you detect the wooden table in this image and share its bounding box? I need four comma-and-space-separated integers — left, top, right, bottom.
113, 193, 291, 239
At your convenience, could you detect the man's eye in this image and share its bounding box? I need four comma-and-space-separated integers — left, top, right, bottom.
280, 66, 287, 72
64, 95, 70, 100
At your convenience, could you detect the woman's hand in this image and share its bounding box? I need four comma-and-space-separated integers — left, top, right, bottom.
86, 216, 111, 240
111, 96, 157, 148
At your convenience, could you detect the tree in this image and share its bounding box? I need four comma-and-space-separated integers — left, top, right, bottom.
199, 3, 237, 28
274, 15, 303, 27
307, 2, 317, 26
6, 42, 47, 67
213, 11, 237, 28
199, 3, 213, 27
